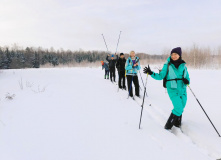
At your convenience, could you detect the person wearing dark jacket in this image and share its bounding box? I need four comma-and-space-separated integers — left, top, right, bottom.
116, 53, 126, 89
106, 54, 118, 82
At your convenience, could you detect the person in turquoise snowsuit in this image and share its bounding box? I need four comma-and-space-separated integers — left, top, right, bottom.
125, 51, 141, 97
143, 47, 190, 129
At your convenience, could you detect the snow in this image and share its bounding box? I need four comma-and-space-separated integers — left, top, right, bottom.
0, 67, 221, 160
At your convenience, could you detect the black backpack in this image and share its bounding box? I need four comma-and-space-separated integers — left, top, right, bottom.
163, 62, 170, 88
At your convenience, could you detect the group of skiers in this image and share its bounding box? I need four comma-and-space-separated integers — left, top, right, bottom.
101, 51, 141, 97
101, 47, 190, 130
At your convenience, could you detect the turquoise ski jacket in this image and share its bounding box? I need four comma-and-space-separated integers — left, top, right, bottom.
125, 57, 141, 76
150, 57, 190, 116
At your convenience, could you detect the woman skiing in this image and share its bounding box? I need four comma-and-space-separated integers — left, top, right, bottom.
143, 47, 190, 130
125, 51, 141, 98
101, 61, 109, 79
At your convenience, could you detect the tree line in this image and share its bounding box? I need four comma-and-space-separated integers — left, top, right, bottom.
0, 45, 220, 69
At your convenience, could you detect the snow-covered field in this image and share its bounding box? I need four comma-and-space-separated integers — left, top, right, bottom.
0, 67, 221, 160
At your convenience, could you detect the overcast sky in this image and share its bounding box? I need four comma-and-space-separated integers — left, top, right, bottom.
0, 0, 221, 54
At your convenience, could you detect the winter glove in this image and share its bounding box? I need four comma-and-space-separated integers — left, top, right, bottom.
143, 65, 153, 75
132, 63, 138, 68
182, 78, 189, 85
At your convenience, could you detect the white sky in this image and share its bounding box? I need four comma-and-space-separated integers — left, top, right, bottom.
0, 0, 221, 54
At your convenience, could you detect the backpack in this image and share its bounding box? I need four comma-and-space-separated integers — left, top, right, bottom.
162, 62, 185, 88
163, 62, 170, 88
106, 62, 109, 69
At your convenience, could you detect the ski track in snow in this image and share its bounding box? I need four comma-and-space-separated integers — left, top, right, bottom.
117, 85, 220, 160
0, 67, 221, 160
112, 68, 221, 160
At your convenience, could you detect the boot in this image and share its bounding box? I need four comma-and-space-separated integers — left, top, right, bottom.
104, 75, 106, 79
107, 75, 109, 79
164, 113, 179, 130
174, 114, 182, 128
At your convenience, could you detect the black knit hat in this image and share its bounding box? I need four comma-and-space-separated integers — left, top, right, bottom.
171, 47, 182, 57
120, 53, 124, 56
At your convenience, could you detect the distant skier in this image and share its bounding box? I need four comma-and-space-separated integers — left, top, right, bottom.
106, 54, 118, 82
101, 61, 109, 79
125, 51, 141, 98
143, 47, 190, 130
116, 53, 126, 89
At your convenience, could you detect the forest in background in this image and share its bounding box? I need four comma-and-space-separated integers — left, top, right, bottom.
0, 44, 221, 69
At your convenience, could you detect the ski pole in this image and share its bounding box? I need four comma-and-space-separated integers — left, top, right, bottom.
187, 85, 221, 137
115, 31, 122, 54
139, 70, 148, 97
139, 74, 149, 129
101, 34, 109, 52
115, 31, 122, 84
127, 75, 134, 99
